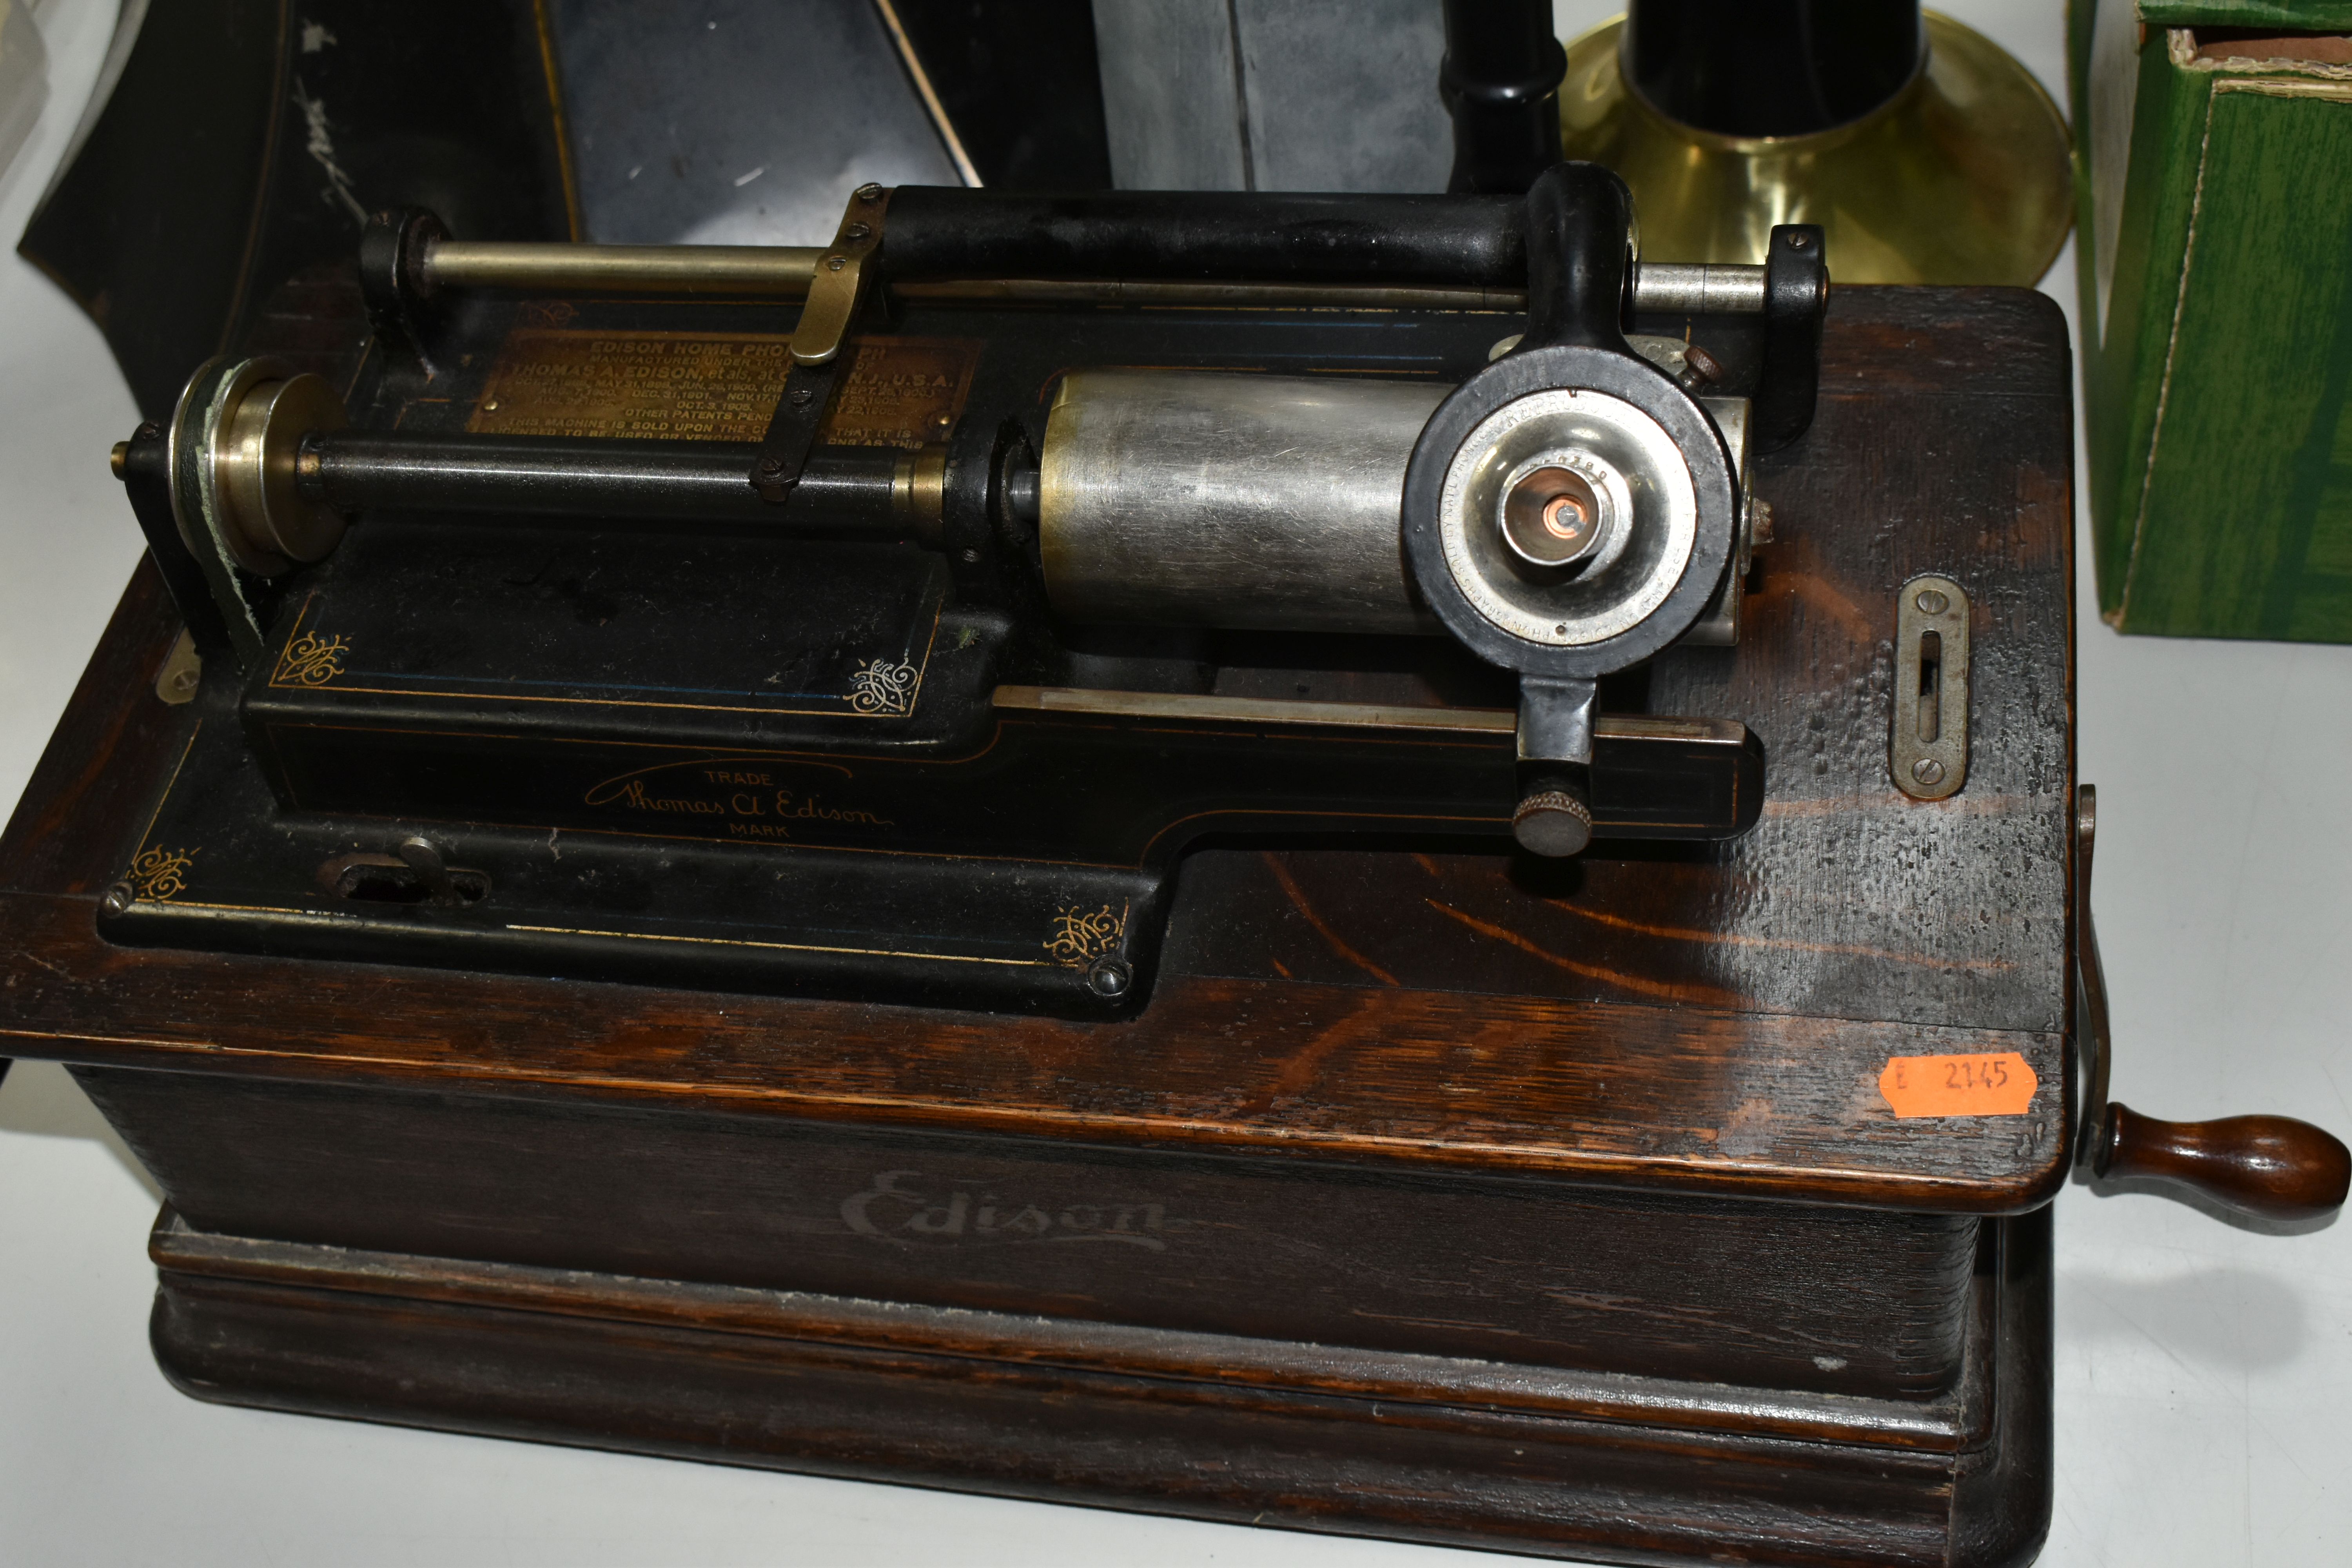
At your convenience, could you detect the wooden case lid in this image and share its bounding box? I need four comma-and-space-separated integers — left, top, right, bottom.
0, 287, 2074, 1214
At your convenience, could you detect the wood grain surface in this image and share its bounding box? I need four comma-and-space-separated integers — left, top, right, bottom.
0, 286, 2077, 1213
81, 1065, 1982, 1399
1177, 288, 2077, 1040
145, 1205, 2052, 1568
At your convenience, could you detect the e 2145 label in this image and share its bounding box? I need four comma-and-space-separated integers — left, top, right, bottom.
1877, 1052, 2038, 1118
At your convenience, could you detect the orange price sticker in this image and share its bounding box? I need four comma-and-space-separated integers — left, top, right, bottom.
1878, 1052, 2038, 1119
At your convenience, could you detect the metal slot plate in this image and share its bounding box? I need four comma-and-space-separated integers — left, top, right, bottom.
1891, 574, 1970, 800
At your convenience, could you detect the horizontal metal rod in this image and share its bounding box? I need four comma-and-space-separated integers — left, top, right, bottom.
896, 278, 1533, 312
423, 241, 827, 296
1630, 263, 1769, 316
297, 434, 904, 528
415, 236, 1765, 315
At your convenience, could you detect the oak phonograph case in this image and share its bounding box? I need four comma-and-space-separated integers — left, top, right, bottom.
3, 4, 2344, 1565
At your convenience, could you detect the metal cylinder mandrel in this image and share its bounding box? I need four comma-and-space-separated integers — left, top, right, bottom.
1038, 370, 1450, 634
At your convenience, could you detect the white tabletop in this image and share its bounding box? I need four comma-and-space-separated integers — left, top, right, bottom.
3, 2, 2347, 1563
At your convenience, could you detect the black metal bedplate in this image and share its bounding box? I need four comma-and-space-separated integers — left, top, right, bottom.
98, 287, 1766, 1016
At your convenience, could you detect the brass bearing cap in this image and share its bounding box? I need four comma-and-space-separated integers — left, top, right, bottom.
181, 357, 351, 577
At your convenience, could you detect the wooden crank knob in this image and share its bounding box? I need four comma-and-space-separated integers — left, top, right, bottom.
2095, 1103, 2352, 1222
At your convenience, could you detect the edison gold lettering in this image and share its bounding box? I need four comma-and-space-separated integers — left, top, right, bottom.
773, 790, 894, 828
617, 779, 724, 815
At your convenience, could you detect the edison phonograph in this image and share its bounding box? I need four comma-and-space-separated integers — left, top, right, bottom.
1, 4, 2343, 1565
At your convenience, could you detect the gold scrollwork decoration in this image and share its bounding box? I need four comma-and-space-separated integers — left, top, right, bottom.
128, 846, 197, 902
847, 659, 918, 716
1045, 903, 1126, 969
515, 299, 579, 329
272, 630, 349, 687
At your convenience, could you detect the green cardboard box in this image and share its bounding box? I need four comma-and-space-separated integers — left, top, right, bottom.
2069, 1, 2352, 640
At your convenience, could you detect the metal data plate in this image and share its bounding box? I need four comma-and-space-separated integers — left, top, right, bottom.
469, 331, 981, 446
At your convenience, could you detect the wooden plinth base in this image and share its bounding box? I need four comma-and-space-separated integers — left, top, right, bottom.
149, 1205, 2051, 1568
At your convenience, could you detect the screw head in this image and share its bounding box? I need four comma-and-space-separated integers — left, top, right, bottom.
1914, 588, 1949, 615
1086, 959, 1132, 999
756, 456, 785, 475
825, 254, 846, 271
1789, 232, 1811, 249
842, 222, 871, 242
1911, 757, 1947, 786
1512, 788, 1594, 859
789, 386, 815, 407
856, 182, 883, 202
101, 880, 135, 916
